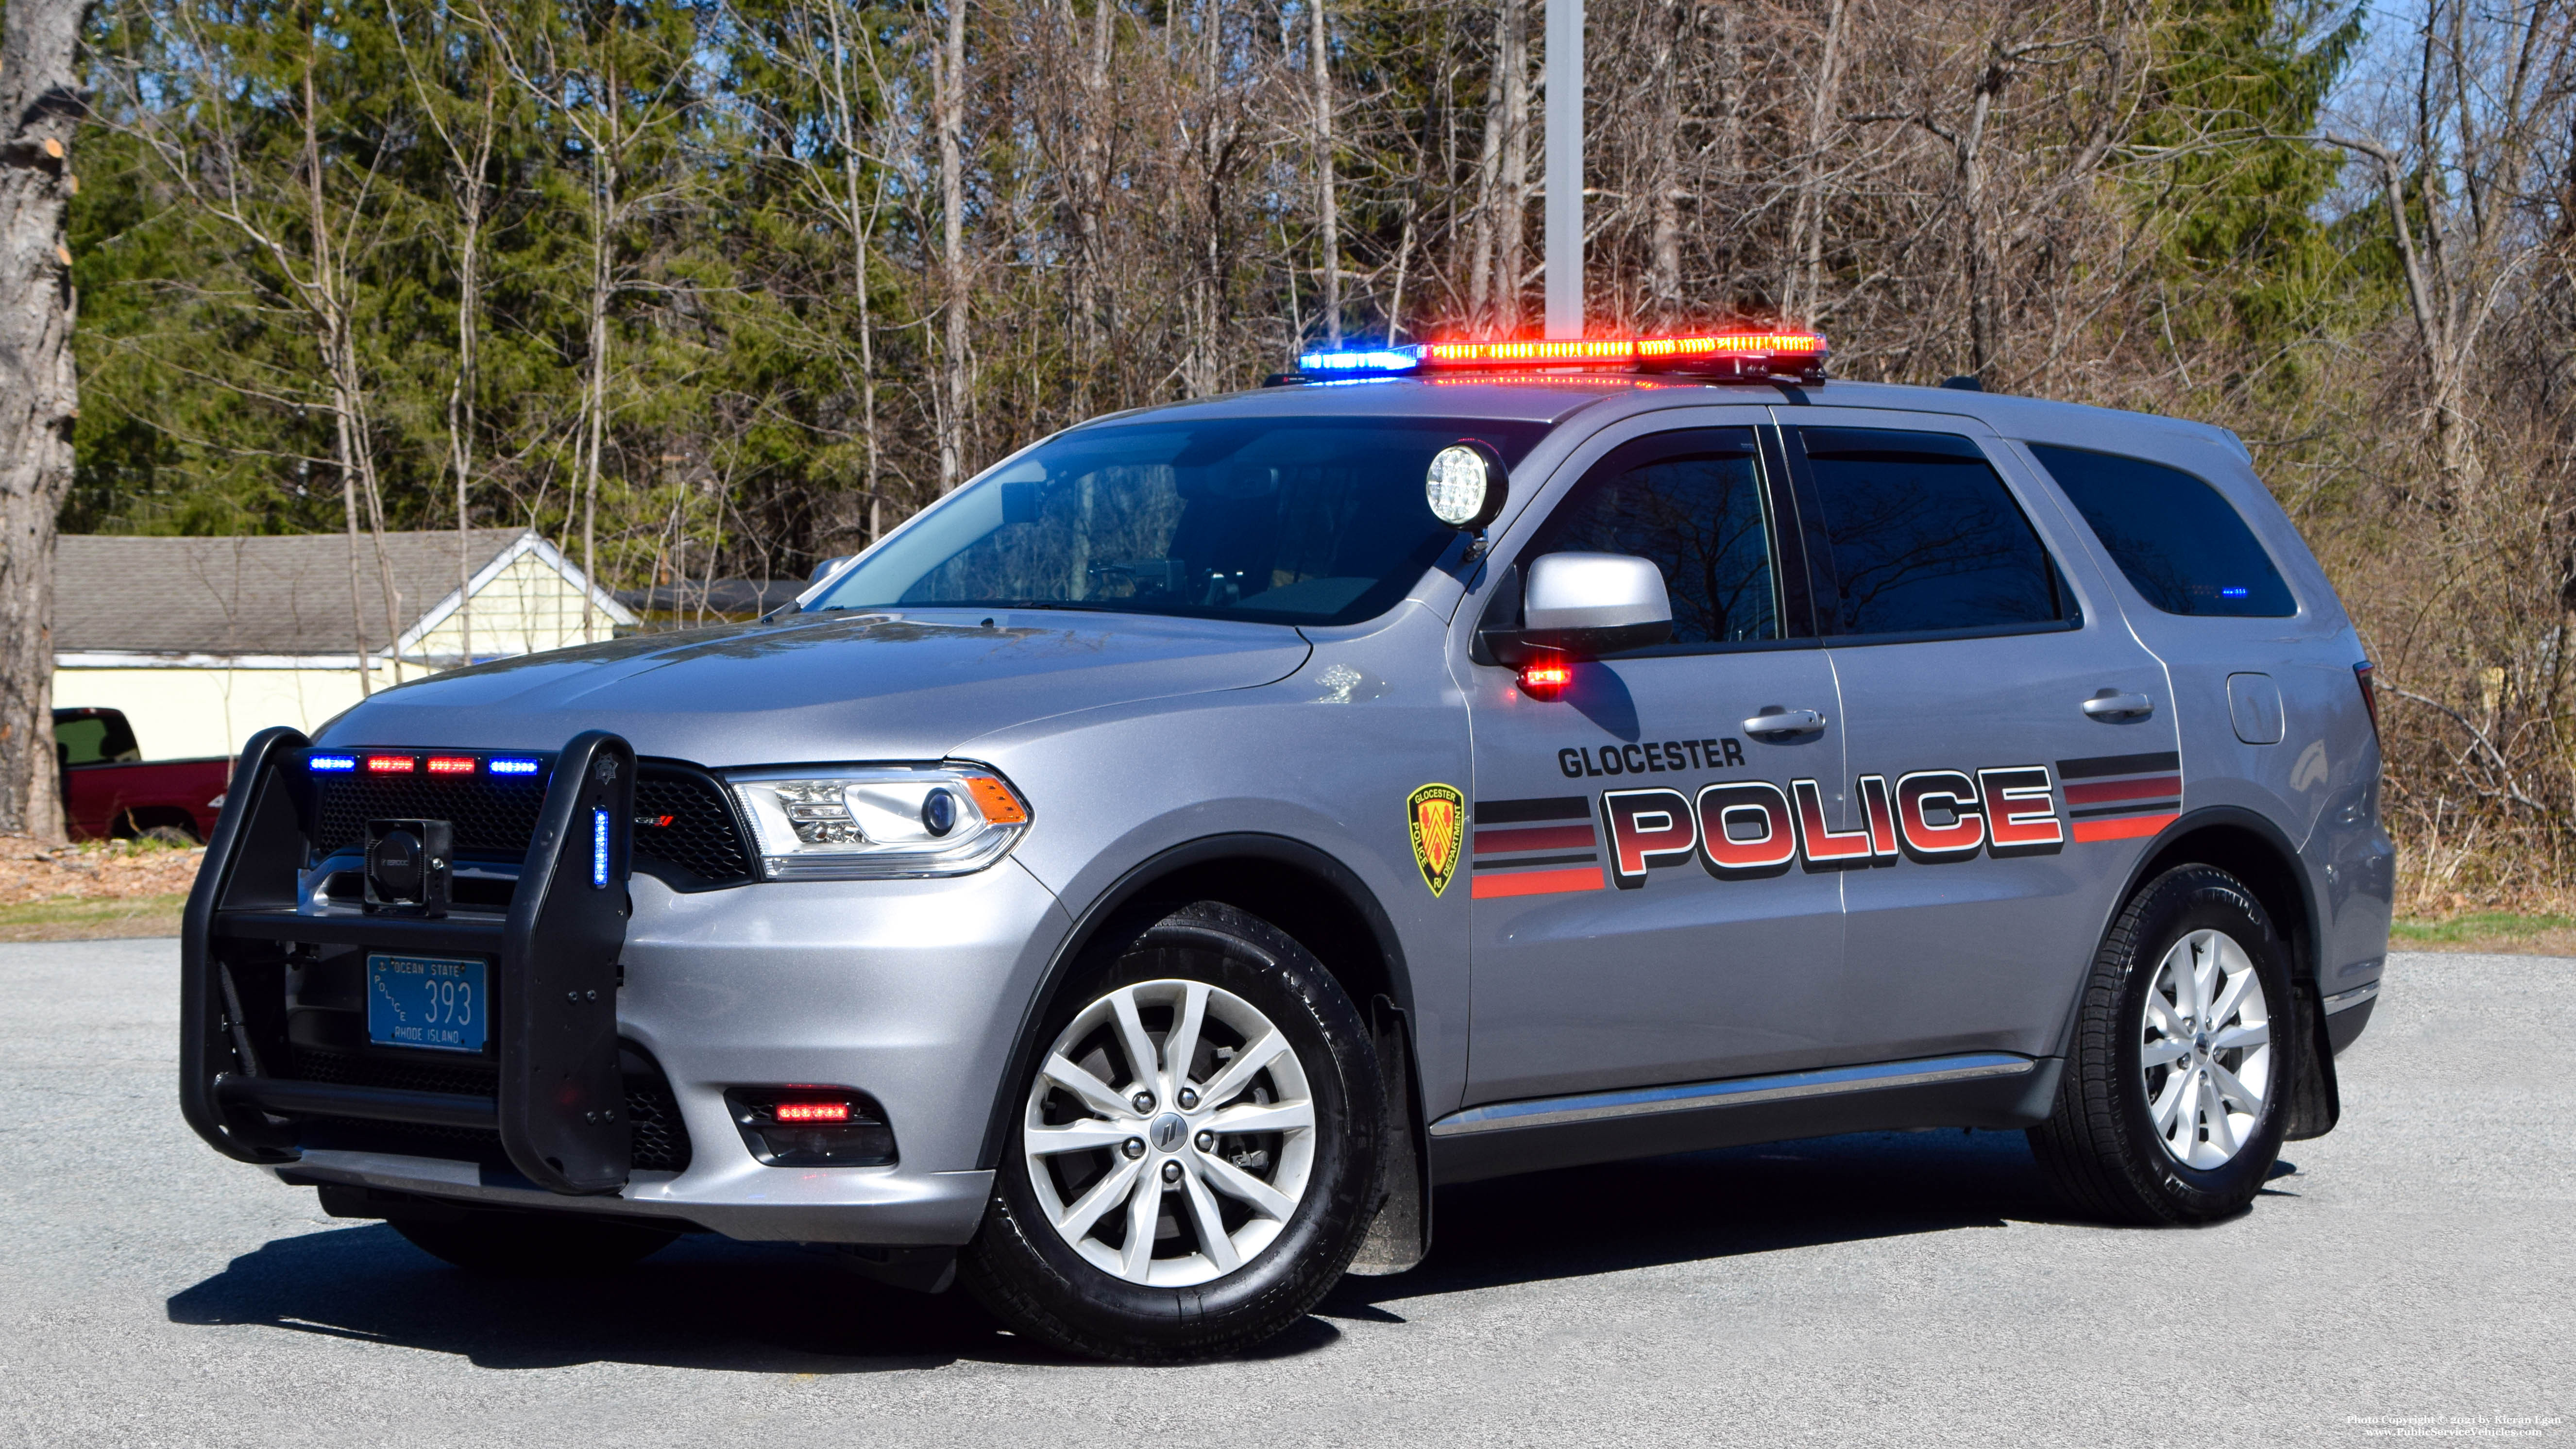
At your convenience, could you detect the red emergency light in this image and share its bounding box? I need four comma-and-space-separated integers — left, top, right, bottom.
425, 756, 477, 775
365, 755, 417, 774
774, 1100, 851, 1123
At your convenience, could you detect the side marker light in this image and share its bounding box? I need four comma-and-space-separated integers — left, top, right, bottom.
1519, 659, 1574, 701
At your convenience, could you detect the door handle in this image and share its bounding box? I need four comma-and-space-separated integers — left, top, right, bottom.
1743, 708, 1829, 736
2082, 691, 2154, 720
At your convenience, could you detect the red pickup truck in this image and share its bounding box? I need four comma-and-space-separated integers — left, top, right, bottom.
53, 707, 232, 843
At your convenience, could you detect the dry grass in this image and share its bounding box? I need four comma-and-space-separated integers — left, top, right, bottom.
0, 836, 204, 942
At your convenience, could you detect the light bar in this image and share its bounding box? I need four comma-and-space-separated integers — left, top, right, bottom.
365, 755, 416, 774
307, 755, 357, 773
425, 756, 478, 775
1296, 345, 1422, 375
490, 758, 541, 776
1296, 329, 1829, 383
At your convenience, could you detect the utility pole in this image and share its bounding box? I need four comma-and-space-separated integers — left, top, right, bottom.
1543, 0, 1582, 339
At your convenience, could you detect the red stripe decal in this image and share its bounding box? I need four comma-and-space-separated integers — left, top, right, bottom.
1471, 867, 1605, 899
2064, 775, 2181, 807
2072, 813, 2178, 843
1474, 825, 1595, 855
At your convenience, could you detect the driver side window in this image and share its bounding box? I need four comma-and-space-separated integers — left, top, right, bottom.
1522, 428, 1781, 647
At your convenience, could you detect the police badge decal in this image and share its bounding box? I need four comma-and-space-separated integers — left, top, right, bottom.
1407, 783, 1466, 897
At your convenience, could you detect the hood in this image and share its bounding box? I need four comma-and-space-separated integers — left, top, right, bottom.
316, 610, 1313, 764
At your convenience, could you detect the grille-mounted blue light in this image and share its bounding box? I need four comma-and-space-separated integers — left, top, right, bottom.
490, 758, 541, 776
1296, 345, 1424, 376
307, 755, 356, 772
592, 807, 611, 888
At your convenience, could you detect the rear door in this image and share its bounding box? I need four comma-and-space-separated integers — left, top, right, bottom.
1777, 409, 2178, 1064
1460, 408, 1849, 1104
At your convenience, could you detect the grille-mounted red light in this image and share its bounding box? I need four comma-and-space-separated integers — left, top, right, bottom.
426, 756, 477, 775
775, 1100, 851, 1123
365, 755, 417, 774
1519, 659, 1574, 700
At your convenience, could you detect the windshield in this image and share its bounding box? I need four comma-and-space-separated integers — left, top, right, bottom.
807, 415, 1553, 625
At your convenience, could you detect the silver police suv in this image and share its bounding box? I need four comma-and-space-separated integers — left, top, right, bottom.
182, 348, 2392, 1361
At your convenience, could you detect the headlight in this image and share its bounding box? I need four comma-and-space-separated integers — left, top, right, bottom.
725, 763, 1031, 879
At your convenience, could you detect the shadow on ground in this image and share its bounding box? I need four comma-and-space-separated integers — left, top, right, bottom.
170, 1129, 2256, 1371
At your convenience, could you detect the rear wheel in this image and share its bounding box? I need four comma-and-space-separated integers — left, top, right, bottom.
960, 900, 1381, 1362
391, 1211, 678, 1275
2029, 864, 2294, 1224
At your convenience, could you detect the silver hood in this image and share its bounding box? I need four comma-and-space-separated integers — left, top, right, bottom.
314, 610, 1314, 765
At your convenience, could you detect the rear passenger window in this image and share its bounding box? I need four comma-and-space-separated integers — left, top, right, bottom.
2026, 444, 2296, 617
1525, 427, 1779, 647
1792, 427, 2066, 639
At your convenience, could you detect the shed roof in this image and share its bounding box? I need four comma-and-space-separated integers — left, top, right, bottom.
55, 529, 625, 657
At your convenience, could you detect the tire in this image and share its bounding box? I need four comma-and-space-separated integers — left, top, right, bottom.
2029, 863, 2297, 1225
960, 900, 1383, 1362
392, 1210, 678, 1275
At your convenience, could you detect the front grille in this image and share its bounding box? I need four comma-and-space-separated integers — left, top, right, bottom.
283, 1043, 694, 1174
634, 771, 755, 883
317, 772, 546, 856
310, 756, 755, 886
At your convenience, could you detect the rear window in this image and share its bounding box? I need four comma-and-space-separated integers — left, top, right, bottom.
2025, 444, 2295, 617
1792, 427, 2068, 639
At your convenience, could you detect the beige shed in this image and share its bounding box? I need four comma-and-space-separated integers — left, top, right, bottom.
51, 529, 636, 759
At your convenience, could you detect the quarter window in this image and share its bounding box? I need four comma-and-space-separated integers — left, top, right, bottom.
2025, 444, 2296, 617
1793, 428, 2066, 639
1525, 428, 1780, 647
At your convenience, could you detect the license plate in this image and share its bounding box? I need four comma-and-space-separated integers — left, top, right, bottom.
367, 953, 489, 1054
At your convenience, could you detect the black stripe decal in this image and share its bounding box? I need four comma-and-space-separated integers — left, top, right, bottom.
2071, 801, 2181, 819
1474, 796, 1592, 824
1471, 852, 1600, 870
2056, 751, 2182, 780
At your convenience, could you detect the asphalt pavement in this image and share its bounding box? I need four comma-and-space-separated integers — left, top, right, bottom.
1, 938, 2566, 1448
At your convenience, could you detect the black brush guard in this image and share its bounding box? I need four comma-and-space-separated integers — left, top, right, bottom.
181, 727, 638, 1195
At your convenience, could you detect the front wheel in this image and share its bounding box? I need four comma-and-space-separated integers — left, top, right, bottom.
2029, 864, 2295, 1224
960, 900, 1382, 1361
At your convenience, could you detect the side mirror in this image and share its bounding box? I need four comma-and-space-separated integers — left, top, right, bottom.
1508, 552, 1673, 659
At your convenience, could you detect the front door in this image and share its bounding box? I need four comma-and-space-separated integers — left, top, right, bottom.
1462, 413, 1849, 1105
1777, 410, 2180, 1064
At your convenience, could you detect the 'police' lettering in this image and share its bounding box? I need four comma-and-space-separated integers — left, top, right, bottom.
1601, 788, 1698, 888
1978, 766, 2066, 857
1896, 771, 1985, 861
1695, 781, 1797, 879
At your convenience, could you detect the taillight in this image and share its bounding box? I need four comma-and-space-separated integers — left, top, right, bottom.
2355, 661, 2380, 742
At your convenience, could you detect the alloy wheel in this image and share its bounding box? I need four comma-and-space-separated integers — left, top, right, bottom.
1020, 978, 1318, 1287
2138, 927, 2273, 1169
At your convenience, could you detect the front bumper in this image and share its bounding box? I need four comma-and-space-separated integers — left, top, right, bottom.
286, 860, 1071, 1245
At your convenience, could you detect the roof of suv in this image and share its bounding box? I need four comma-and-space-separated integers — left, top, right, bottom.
1082, 375, 2252, 464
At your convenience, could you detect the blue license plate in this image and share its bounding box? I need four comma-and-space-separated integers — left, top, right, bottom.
367, 953, 489, 1054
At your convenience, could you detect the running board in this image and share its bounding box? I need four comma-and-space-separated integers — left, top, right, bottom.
1426, 1053, 2056, 1186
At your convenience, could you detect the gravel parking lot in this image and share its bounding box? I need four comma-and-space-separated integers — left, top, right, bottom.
1, 938, 2566, 1448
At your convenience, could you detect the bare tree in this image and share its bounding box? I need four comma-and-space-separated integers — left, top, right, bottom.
2326, 0, 2576, 501
0, 0, 85, 840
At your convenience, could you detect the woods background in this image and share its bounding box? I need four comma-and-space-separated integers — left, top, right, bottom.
20, 0, 2576, 912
